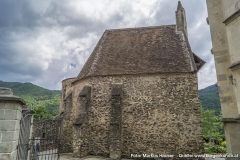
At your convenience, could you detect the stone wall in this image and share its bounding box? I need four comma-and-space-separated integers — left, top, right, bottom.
31, 119, 62, 152
60, 78, 76, 153
69, 73, 203, 158
223, 2, 240, 115
0, 88, 26, 160
206, 0, 239, 118
206, 0, 240, 155
223, 0, 240, 156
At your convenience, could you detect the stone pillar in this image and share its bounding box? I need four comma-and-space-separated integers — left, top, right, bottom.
60, 77, 76, 153
0, 88, 26, 160
74, 86, 91, 125
73, 85, 91, 157
109, 84, 122, 160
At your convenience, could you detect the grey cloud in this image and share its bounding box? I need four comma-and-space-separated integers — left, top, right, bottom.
153, 1, 175, 25
0, 48, 43, 77
0, 0, 216, 89
32, 56, 82, 89
0, 0, 43, 29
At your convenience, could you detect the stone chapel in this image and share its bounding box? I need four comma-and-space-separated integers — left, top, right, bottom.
60, 1, 205, 159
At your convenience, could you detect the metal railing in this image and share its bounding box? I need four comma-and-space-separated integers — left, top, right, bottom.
16, 110, 63, 160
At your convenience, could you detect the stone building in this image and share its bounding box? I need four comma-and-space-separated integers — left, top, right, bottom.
206, 0, 240, 155
60, 1, 205, 159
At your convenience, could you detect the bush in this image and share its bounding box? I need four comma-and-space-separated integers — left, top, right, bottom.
218, 137, 223, 144
33, 106, 53, 119
204, 142, 210, 147
221, 141, 227, 148
205, 145, 227, 153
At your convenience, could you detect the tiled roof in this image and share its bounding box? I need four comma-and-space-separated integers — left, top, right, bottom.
76, 25, 205, 81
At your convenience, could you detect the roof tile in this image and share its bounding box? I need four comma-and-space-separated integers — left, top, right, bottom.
76, 25, 204, 81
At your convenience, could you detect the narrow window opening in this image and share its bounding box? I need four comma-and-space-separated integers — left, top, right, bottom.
42, 133, 45, 138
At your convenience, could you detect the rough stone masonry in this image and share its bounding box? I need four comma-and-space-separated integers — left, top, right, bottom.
60, 1, 205, 159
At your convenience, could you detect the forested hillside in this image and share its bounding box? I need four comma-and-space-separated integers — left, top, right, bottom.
199, 84, 221, 115
0, 80, 61, 117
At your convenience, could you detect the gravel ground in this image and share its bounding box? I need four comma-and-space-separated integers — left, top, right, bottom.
60, 154, 111, 160
205, 156, 238, 160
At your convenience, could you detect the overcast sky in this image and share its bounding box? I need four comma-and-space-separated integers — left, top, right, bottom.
0, 0, 216, 90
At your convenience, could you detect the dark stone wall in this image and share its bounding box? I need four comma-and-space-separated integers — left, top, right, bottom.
61, 93, 74, 153
69, 73, 203, 158
60, 78, 76, 153
109, 84, 122, 159
32, 119, 62, 152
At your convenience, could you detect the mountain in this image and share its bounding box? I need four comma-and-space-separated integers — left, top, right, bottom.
199, 84, 221, 115
0, 80, 61, 117
52, 90, 61, 94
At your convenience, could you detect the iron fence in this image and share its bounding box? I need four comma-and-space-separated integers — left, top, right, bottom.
16, 109, 63, 160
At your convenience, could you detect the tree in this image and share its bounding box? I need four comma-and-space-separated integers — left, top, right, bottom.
201, 107, 223, 140
33, 106, 53, 119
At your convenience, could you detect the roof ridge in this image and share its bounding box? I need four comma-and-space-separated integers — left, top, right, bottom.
106, 24, 176, 32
